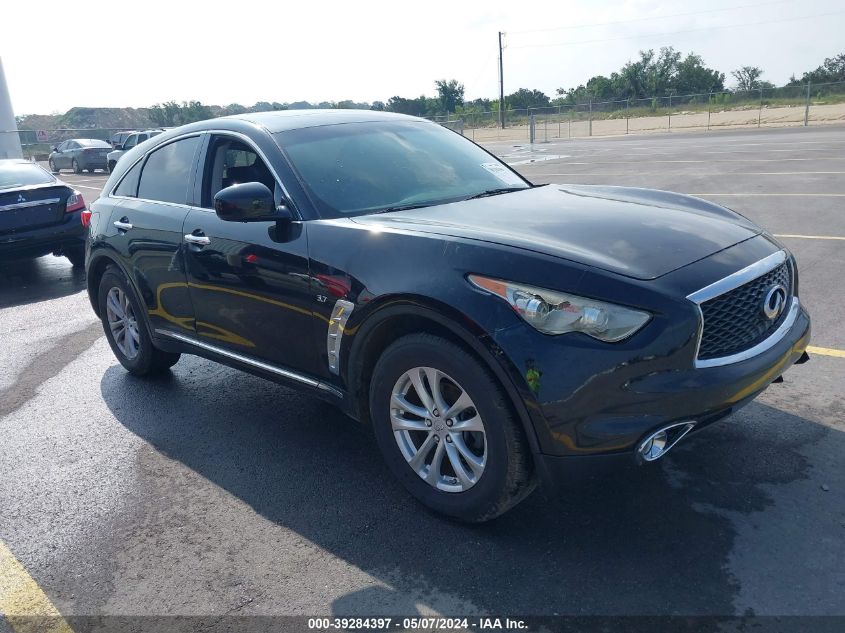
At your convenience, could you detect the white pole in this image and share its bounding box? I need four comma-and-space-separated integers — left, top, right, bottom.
0, 57, 23, 159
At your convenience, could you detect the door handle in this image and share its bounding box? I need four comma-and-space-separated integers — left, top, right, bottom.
185, 233, 211, 246
113, 219, 133, 231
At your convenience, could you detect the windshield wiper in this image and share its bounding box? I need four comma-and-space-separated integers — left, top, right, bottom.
463, 187, 526, 200
373, 203, 433, 214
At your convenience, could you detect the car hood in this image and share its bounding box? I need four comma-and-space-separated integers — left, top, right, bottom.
351, 184, 762, 280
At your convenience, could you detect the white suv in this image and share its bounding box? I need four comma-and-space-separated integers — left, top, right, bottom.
106, 130, 163, 173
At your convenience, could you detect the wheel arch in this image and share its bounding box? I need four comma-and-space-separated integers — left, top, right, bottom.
343, 296, 543, 459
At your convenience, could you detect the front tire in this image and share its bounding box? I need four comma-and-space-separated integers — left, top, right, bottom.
107, 160, 116, 174
98, 266, 181, 376
72, 159, 82, 174
370, 333, 535, 522
49, 159, 59, 173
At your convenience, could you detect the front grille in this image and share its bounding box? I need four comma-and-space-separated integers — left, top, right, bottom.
698, 262, 792, 360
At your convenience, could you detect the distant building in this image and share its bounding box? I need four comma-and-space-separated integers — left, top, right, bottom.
0, 57, 23, 159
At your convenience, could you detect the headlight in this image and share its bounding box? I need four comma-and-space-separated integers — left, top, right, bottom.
468, 275, 650, 342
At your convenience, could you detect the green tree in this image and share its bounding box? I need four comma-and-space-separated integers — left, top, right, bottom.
731, 66, 765, 91
789, 53, 845, 85
148, 100, 212, 126
506, 88, 551, 110
386, 95, 427, 116
672, 53, 725, 94
434, 79, 465, 113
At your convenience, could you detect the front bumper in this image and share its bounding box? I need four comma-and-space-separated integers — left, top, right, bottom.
0, 211, 86, 260
495, 298, 810, 461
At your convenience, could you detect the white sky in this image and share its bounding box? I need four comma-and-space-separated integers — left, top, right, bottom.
3, 0, 844, 114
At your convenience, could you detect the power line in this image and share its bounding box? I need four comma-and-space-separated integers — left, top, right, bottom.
508, 0, 793, 35
508, 10, 845, 50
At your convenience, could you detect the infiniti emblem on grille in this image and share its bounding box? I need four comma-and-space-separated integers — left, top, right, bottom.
762, 284, 787, 320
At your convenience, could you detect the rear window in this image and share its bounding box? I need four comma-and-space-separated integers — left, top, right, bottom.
0, 162, 55, 189
77, 139, 111, 148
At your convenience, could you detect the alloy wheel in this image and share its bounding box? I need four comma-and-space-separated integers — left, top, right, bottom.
390, 367, 487, 492
105, 287, 140, 360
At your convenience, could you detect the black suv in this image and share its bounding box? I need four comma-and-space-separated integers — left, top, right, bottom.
86, 111, 811, 521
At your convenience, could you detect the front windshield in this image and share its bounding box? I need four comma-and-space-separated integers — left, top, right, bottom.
0, 163, 55, 190
275, 120, 529, 216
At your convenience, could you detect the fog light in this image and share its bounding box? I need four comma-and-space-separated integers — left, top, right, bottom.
639, 431, 667, 461
637, 422, 696, 462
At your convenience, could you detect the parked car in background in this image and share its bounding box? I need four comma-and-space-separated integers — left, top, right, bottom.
87, 110, 811, 521
48, 139, 111, 174
0, 159, 89, 266
110, 131, 135, 149
107, 130, 163, 173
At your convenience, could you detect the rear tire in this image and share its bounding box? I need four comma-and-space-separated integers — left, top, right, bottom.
64, 246, 85, 268
98, 266, 181, 376
369, 333, 535, 522
72, 159, 82, 174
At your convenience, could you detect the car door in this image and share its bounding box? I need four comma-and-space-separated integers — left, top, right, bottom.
121, 134, 139, 153
181, 132, 319, 376
55, 141, 70, 168
66, 141, 80, 168
109, 134, 203, 338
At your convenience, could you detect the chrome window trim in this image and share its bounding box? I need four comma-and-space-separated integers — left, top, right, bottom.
155, 329, 342, 397
0, 197, 61, 212
686, 250, 797, 368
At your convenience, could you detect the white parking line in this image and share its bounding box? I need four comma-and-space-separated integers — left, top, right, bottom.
73, 185, 104, 191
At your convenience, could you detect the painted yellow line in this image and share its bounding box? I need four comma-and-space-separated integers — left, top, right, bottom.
807, 345, 845, 358
0, 541, 74, 632
690, 193, 845, 197
774, 234, 845, 241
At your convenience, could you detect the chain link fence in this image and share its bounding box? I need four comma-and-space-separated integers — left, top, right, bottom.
0, 127, 142, 160
433, 80, 845, 143
3, 81, 844, 158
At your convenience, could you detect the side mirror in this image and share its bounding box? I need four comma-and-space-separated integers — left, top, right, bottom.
51, 146, 58, 152
214, 182, 292, 222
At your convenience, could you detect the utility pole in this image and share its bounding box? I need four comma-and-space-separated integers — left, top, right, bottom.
498, 31, 505, 129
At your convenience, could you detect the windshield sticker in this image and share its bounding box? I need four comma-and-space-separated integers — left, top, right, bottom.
481, 163, 524, 186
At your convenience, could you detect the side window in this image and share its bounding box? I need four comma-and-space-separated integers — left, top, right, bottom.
137, 136, 200, 204
67, 142, 78, 150
114, 159, 143, 197
201, 136, 276, 208
123, 134, 138, 150
57, 142, 67, 152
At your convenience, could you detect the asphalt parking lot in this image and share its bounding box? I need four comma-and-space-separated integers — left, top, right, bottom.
1, 126, 843, 627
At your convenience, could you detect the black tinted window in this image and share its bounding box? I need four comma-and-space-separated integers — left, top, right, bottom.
137, 136, 200, 204
114, 159, 142, 197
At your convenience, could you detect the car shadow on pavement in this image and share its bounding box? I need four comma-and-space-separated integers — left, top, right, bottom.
100, 357, 835, 617
0, 256, 86, 309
